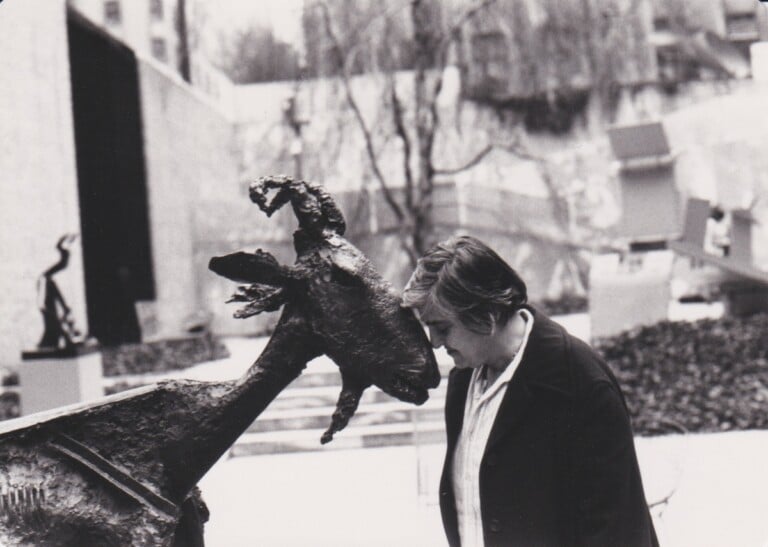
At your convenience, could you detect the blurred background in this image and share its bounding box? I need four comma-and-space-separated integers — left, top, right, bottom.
1, 0, 768, 545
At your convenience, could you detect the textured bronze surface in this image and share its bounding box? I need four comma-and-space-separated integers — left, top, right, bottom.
0, 176, 439, 545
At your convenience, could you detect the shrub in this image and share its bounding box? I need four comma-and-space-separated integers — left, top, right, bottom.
101, 332, 229, 377
597, 314, 768, 435
533, 294, 588, 316
0, 391, 20, 421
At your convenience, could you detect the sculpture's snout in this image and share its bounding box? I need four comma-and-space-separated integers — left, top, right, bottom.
393, 352, 440, 405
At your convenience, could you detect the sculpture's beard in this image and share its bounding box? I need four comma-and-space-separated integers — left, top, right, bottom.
320, 356, 438, 444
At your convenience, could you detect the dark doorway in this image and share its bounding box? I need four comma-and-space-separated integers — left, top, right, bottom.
67, 11, 155, 346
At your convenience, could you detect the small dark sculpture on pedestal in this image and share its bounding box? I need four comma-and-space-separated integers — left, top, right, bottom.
0, 176, 439, 545
36, 234, 84, 351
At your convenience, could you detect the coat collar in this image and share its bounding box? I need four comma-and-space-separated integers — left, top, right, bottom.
445, 307, 574, 452
512, 306, 573, 394
486, 306, 573, 451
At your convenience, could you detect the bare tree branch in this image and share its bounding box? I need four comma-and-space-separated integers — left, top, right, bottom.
434, 136, 538, 176
645, 417, 687, 517
389, 77, 415, 212
648, 488, 677, 512
415, 0, 500, 188
312, 0, 499, 262
435, 137, 579, 233
399, 228, 420, 266
433, 144, 494, 176
421, 0, 499, 119
581, 0, 646, 113
317, 1, 405, 221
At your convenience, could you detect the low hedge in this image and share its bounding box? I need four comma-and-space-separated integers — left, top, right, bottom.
6, 317, 768, 437
533, 294, 588, 317
597, 314, 768, 436
0, 391, 19, 421
0, 333, 230, 421
101, 331, 230, 377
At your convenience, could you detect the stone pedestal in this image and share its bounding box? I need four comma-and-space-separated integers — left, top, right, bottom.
19, 346, 103, 415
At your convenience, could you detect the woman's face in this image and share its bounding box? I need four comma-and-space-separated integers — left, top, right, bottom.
418, 306, 492, 370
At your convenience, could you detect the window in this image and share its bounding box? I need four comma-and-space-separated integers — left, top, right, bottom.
104, 0, 121, 25
151, 37, 167, 62
725, 12, 758, 40
150, 0, 164, 21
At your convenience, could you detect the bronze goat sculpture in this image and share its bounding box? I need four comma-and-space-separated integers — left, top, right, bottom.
0, 176, 440, 545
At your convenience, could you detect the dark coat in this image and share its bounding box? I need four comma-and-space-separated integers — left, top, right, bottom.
439, 308, 659, 547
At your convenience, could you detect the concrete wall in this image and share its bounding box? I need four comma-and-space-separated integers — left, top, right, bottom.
0, 0, 87, 365
137, 59, 298, 336
137, 60, 236, 336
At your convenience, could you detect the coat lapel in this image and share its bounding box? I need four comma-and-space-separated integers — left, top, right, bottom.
484, 350, 536, 453
444, 368, 471, 450
484, 309, 571, 454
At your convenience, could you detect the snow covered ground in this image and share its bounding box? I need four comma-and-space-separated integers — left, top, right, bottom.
189, 304, 767, 546
199, 431, 768, 546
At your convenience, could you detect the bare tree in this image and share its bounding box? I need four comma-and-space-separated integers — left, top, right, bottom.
305, 0, 648, 267
307, 0, 501, 265
216, 25, 301, 84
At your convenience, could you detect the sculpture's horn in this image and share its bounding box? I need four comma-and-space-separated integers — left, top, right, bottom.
249, 175, 346, 237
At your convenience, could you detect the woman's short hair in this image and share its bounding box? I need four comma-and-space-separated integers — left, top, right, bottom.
402, 235, 527, 334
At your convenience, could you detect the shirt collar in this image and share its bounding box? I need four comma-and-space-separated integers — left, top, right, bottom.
472, 308, 535, 403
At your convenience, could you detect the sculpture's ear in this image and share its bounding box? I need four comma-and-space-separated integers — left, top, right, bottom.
210, 249, 299, 319
227, 284, 288, 319
208, 249, 291, 287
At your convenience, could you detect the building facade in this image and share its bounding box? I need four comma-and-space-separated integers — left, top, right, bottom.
68, 0, 180, 69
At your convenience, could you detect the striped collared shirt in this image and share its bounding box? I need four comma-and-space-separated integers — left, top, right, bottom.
451, 309, 534, 547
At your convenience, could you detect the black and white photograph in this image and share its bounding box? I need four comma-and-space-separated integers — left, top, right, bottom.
1, 0, 768, 545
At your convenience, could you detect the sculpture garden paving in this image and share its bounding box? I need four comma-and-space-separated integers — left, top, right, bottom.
0, 176, 440, 545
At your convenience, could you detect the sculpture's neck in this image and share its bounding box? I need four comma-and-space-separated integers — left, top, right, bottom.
170, 307, 320, 497
225, 309, 319, 436
44, 249, 70, 278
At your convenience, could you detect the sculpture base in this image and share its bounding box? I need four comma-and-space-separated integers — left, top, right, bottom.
19, 348, 103, 415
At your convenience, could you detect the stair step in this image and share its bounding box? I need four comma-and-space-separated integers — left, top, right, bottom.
287, 363, 454, 389
267, 383, 447, 411
226, 351, 454, 455
248, 398, 445, 433
231, 420, 447, 457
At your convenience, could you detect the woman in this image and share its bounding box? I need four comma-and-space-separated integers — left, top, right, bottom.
403, 236, 658, 547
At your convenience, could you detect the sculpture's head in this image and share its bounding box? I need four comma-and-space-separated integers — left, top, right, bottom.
209, 176, 440, 442
55, 233, 78, 252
